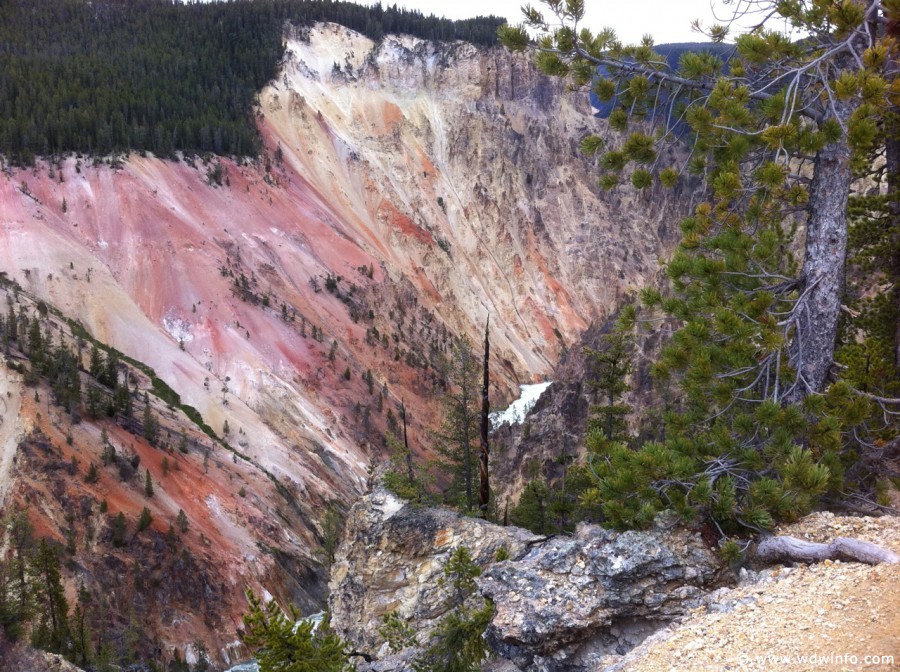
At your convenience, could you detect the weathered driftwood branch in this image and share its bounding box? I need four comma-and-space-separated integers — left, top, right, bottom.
756, 535, 900, 565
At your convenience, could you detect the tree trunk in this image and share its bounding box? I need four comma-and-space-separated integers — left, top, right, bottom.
887, 89, 900, 370
462, 411, 473, 511
401, 400, 414, 486
756, 535, 900, 565
479, 319, 491, 516
788, 100, 856, 400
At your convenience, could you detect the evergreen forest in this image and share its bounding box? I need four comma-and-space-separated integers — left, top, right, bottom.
0, 0, 504, 164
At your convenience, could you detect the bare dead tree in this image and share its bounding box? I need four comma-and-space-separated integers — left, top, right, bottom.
479, 318, 490, 516
401, 399, 414, 487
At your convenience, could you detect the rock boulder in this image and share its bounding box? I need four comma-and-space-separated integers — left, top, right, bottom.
329, 486, 726, 671
477, 518, 724, 671
328, 486, 541, 653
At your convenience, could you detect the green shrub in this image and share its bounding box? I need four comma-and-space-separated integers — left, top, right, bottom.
242, 592, 353, 672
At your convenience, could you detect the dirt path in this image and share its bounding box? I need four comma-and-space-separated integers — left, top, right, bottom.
0, 366, 24, 506
613, 513, 900, 671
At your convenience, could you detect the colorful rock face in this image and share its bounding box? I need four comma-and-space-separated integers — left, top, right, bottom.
0, 22, 680, 664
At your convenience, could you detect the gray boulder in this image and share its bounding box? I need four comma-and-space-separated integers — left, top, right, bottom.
328, 486, 540, 653
328, 486, 725, 671
477, 519, 724, 671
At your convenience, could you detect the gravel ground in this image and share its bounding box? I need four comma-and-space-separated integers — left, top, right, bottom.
609, 512, 900, 672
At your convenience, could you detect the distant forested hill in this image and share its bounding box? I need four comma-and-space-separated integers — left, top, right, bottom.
0, 0, 504, 163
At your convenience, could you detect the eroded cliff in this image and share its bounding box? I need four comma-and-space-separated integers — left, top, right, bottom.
0, 22, 685, 665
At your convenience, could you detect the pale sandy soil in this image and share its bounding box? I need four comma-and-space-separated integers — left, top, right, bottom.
614, 513, 900, 671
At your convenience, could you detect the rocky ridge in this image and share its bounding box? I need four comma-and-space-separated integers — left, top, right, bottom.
329, 484, 900, 672
479, 517, 723, 671
329, 485, 541, 654
329, 487, 726, 671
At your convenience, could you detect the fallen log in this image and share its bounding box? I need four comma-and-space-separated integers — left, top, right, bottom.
756, 535, 900, 565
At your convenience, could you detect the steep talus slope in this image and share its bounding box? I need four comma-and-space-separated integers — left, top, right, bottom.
0, 365, 25, 502
0, 23, 686, 665
0, 285, 326, 666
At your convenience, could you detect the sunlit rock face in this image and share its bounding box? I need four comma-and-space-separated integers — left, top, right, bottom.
0, 21, 683, 664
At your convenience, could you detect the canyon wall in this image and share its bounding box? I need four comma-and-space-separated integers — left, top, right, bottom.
0, 23, 686, 665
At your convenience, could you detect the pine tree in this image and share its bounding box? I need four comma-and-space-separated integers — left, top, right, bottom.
401, 400, 413, 485
89, 345, 103, 379
30, 539, 70, 653
382, 431, 430, 502
143, 401, 159, 446
176, 508, 189, 534
378, 611, 417, 653
435, 338, 481, 512
413, 546, 493, 672
110, 512, 127, 547
137, 507, 153, 533
584, 325, 633, 443
86, 386, 100, 418
144, 469, 154, 497
85, 463, 99, 484
0, 552, 23, 640
70, 599, 94, 666
0, 511, 35, 640
102, 350, 119, 389
313, 505, 344, 573
241, 592, 353, 672
478, 320, 490, 516
509, 480, 552, 535
27, 315, 44, 366
839, 190, 900, 396
500, 0, 899, 531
